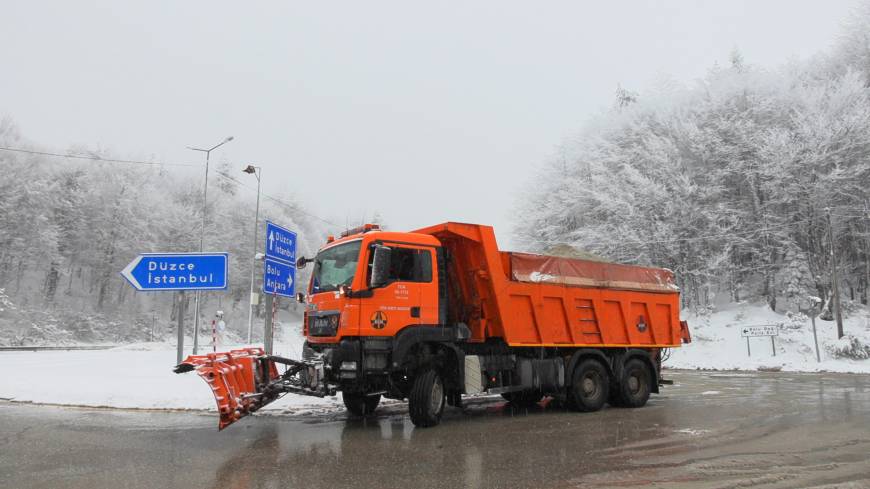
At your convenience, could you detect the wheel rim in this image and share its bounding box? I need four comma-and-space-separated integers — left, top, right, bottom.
582, 372, 599, 398
628, 374, 640, 394
430, 377, 443, 414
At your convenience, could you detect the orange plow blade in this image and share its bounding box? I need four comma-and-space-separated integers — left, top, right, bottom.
174, 348, 280, 430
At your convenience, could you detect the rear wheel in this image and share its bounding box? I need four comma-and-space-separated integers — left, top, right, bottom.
501, 390, 544, 407
343, 392, 381, 416
569, 359, 609, 412
409, 368, 445, 427
613, 358, 652, 408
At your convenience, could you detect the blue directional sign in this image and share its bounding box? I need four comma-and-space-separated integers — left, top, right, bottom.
265, 221, 297, 264
120, 253, 228, 291
263, 258, 296, 297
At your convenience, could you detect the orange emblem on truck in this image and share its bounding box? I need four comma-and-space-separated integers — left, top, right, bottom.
371, 311, 388, 329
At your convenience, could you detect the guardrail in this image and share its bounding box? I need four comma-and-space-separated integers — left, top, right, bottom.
0, 345, 118, 352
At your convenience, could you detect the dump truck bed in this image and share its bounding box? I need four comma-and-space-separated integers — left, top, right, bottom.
414, 222, 684, 348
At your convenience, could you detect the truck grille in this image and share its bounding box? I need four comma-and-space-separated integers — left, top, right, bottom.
308, 313, 339, 337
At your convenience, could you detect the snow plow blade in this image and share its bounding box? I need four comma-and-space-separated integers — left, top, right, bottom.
174, 348, 333, 430
173, 348, 280, 430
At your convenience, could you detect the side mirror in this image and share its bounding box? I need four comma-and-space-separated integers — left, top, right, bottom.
296, 292, 306, 304
296, 256, 310, 269
370, 245, 392, 288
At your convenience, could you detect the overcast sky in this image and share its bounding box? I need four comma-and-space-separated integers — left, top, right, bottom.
0, 1, 859, 248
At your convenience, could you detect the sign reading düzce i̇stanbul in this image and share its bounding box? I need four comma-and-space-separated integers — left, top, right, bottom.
263, 221, 296, 298
121, 253, 228, 291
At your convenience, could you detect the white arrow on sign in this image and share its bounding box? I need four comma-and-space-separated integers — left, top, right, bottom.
121, 255, 144, 290
287, 274, 293, 288
268, 231, 274, 250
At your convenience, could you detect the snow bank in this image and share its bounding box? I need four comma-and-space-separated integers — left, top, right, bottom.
826, 334, 870, 360
666, 302, 870, 374
2, 303, 869, 412
0, 320, 343, 413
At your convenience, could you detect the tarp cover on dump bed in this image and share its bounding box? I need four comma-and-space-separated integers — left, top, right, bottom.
509, 252, 678, 293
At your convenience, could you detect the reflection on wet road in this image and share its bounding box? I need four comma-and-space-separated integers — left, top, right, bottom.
2, 370, 870, 488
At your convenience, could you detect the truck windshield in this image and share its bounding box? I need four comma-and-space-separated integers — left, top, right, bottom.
310, 240, 362, 294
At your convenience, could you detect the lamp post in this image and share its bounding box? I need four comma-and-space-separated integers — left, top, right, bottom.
243, 164, 262, 343
186, 136, 233, 354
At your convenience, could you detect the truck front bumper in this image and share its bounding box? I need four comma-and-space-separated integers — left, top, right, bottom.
306, 337, 393, 382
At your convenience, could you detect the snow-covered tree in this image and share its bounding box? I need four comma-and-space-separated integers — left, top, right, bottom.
0, 126, 332, 344
515, 14, 870, 313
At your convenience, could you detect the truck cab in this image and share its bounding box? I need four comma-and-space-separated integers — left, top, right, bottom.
303, 225, 443, 342
299, 225, 456, 420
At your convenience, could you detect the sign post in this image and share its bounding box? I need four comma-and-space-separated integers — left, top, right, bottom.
177, 292, 185, 364
264, 292, 279, 355
263, 294, 273, 355
121, 252, 228, 364
262, 222, 297, 354
741, 325, 779, 358
807, 296, 822, 363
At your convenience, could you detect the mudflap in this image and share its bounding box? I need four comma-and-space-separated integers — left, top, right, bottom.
173, 348, 280, 430
680, 320, 692, 344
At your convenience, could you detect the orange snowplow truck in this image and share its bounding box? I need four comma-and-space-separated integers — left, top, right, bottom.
175, 222, 691, 429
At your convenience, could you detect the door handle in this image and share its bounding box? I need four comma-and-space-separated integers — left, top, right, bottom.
410, 306, 420, 318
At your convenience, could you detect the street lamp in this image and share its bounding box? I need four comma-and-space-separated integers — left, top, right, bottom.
242, 164, 262, 343
186, 136, 233, 354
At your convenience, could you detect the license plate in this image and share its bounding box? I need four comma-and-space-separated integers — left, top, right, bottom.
309, 314, 338, 336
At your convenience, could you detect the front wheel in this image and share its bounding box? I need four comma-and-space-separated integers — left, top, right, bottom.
343, 392, 381, 416
409, 368, 445, 427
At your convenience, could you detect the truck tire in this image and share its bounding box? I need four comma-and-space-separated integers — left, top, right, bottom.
409, 368, 445, 427
343, 392, 381, 416
612, 358, 652, 408
569, 359, 609, 412
501, 390, 544, 407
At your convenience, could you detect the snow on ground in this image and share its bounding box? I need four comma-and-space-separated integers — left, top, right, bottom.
2, 302, 869, 412
0, 320, 345, 414
666, 302, 870, 374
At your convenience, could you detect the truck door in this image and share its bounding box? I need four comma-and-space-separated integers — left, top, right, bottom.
359, 244, 437, 337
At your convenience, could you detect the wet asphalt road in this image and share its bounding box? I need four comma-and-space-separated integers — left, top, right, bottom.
2, 370, 870, 489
